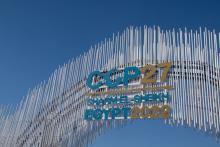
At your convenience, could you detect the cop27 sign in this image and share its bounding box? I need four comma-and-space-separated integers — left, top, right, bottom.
84, 62, 173, 121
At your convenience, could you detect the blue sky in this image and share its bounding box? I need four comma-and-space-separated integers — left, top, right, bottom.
0, 0, 220, 146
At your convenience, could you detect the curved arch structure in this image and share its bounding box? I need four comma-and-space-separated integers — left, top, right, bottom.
0, 26, 220, 147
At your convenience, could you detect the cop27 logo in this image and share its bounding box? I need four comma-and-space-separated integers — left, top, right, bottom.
86, 62, 172, 90
84, 62, 173, 121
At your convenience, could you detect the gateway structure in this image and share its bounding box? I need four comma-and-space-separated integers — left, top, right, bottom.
0, 26, 220, 147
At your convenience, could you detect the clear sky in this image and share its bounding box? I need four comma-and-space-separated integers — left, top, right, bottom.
0, 0, 220, 146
